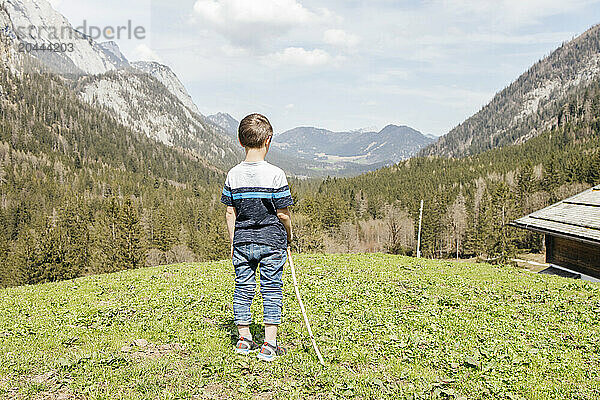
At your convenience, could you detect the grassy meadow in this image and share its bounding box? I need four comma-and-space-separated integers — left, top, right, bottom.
1, 254, 599, 399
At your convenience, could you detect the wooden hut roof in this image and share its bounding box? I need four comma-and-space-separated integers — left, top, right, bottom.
510, 185, 600, 245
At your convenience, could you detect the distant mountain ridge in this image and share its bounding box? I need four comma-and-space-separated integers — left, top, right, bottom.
273, 124, 433, 166
206, 112, 345, 177
208, 113, 433, 175
421, 24, 600, 157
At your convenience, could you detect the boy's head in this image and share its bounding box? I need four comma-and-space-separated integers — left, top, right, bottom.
238, 113, 273, 149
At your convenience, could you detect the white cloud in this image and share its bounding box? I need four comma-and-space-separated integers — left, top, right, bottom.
146, 0, 600, 134
361, 100, 377, 106
372, 0, 596, 63
414, 31, 576, 46
372, 84, 494, 110
132, 44, 162, 62
193, 0, 315, 25
192, 0, 333, 46
367, 69, 410, 83
406, 46, 445, 63
220, 44, 250, 57
435, 0, 600, 27
323, 29, 359, 48
265, 47, 333, 67
285, 103, 295, 109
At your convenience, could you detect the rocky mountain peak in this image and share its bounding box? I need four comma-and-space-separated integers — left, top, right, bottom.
421, 23, 600, 157
130, 60, 201, 115
1, 0, 120, 75
207, 113, 239, 138
99, 41, 129, 68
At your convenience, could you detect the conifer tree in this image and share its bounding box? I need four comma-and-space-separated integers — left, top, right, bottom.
118, 199, 145, 269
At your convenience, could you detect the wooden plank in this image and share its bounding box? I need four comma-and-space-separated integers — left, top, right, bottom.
547, 236, 600, 278
545, 235, 553, 264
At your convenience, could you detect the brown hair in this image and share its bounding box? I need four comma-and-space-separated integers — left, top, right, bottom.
238, 113, 273, 148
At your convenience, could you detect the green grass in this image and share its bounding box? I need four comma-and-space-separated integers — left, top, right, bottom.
1, 254, 599, 399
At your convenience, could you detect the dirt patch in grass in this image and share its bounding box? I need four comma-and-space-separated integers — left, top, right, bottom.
200, 382, 230, 399
32, 387, 81, 400
27, 370, 83, 400
1, 375, 20, 399
253, 391, 274, 399
120, 339, 187, 359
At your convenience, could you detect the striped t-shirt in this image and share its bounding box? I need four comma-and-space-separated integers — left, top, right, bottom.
221, 161, 294, 249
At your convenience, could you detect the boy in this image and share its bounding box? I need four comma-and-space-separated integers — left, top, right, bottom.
220, 113, 293, 362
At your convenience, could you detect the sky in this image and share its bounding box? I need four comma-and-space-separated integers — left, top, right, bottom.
48, 0, 600, 136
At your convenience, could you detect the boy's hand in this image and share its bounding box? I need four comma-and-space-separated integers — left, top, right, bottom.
225, 206, 236, 257
277, 208, 293, 247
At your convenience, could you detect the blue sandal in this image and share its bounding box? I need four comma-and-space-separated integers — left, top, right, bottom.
234, 337, 260, 355
257, 342, 286, 362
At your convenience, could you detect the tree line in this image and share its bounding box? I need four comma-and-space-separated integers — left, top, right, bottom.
0, 50, 230, 287
1, 38, 599, 288
289, 81, 600, 260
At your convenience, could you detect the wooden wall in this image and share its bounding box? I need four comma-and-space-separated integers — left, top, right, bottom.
546, 235, 600, 278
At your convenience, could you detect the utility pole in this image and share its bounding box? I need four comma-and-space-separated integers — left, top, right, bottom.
416, 199, 423, 258
456, 238, 459, 261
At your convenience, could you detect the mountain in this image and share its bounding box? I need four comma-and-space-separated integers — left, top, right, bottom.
0, 0, 120, 75
73, 68, 240, 169
207, 114, 432, 175
421, 24, 600, 157
273, 124, 433, 166
207, 112, 239, 139
99, 41, 129, 69
131, 61, 201, 115
0, 0, 436, 177
0, 0, 241, 169
206, 113, 356, 177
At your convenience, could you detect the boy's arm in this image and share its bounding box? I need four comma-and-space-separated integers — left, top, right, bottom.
225, 206, 236, 257
276, 207, 293, 245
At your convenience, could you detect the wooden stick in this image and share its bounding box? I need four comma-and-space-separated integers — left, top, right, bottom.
287, 248, 326, 366
417, 199, 423, 258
